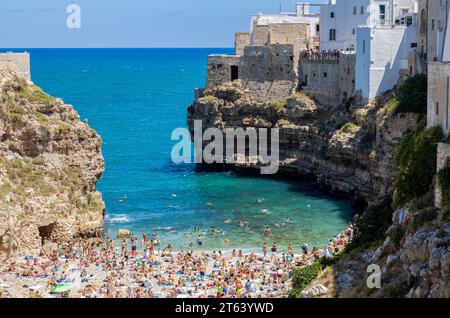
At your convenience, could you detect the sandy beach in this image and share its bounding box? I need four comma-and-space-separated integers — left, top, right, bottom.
0, 225, 354, 298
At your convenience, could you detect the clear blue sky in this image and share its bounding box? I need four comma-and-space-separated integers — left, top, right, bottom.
0, 0, 325, 48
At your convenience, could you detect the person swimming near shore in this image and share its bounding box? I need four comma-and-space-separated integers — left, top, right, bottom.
263, 227, 271, 236
197, 235, 203, 246
284, 217, 294, 224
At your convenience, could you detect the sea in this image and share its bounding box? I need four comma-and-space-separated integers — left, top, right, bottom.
4, 48, 354, 252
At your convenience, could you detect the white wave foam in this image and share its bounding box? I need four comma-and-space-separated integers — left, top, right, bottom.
105, 214, 131, 223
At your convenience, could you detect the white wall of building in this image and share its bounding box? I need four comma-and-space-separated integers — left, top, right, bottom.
355, 27, 371, 98
320, 0, 417, 51
355, 23, 418, 100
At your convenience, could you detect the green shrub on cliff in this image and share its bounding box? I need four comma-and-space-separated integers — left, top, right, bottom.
393, 74, 427, 115
388, 225, 404, 248
394, 121, 444, 207
289, 256, 341, 297
289, 261, 323, 297
438, 167, 450, 210
340, 122, 359, 133
348, 198, 394, 250
412, 208, 438, 230
267, 99, 287, 114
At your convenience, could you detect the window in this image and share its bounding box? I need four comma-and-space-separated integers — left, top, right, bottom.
432, 19, 435, 31
360, 6, 364, 15
331, 12, 335, 18
436, 102, 440, 115
362, 40, 366, 54
230, 65, 238, 81
316, 24, 320, 33
353, 6, 357, 15
352, 28, 356, 35
329, 29, 336, 41
323, 72, 328, 77
411, 43, 418, 48
379, 5, 386, 21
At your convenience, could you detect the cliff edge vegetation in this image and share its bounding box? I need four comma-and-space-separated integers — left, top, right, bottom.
0, 67, 105, 261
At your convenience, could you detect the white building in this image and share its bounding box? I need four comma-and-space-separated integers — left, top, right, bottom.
355, 17, 418, 100
320, 0, 417, 51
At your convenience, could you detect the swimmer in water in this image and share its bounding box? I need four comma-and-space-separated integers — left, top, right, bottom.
285, 217, 294, 224
224, 218, 232, 224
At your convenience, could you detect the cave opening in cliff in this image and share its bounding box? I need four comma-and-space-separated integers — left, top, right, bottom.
38, 223, 56, 244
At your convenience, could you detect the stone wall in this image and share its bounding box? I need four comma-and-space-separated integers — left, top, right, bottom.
299, 52, 356, 107
426, 0, 450, 62
427, 62, 450, 135
235, 32, 250, 56
435, 142, 450, 208
239, 44, 297, 100
251, 19, 310, 67
0, 52, 31, 81
267, 23, 310, 68
206, 55, 240, 89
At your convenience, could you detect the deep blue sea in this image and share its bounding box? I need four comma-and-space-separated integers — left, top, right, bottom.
4, 48, 354, 252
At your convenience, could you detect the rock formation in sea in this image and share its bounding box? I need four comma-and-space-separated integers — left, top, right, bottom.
188, 80, 417, 206
0, 67, 105, 261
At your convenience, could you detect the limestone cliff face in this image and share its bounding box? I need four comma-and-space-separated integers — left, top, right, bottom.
187, 81, 417, 205
188, 80, 449, 298
0, 68, 105, 260
332, 207, 450, 298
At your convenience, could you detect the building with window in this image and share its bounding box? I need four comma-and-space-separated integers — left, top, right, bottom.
353, 1, 419, 100
320, 0, 417, 51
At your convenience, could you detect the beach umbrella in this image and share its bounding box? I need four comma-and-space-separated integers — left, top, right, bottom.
52, 284, 72, 294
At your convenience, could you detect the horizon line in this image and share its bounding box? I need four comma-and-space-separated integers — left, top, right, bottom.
0, 47, 235, 50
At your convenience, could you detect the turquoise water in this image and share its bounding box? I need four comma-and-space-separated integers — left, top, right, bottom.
9, 48, 353, 251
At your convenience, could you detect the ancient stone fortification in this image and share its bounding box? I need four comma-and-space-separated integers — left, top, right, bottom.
251, 19, 310, 65
205, 45, 297, 100
299, 52, 356, 107
0, 52, 31, 81
235, 33, 250, 56
206, 55, 240, 89
239, 45, 297, 100
0, 67, 105, 261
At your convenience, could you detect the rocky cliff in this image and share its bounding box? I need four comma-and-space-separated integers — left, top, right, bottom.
187, 78, 450, 298
0, 68, 105, 261
188, 80, 417, 206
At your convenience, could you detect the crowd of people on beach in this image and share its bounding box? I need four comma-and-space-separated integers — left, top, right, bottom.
0, 224, 354, 298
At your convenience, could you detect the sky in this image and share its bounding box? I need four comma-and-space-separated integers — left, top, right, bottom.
0, 0, 326, 48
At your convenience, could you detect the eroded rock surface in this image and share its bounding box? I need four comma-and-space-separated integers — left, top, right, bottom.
0, 68, 105, 261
